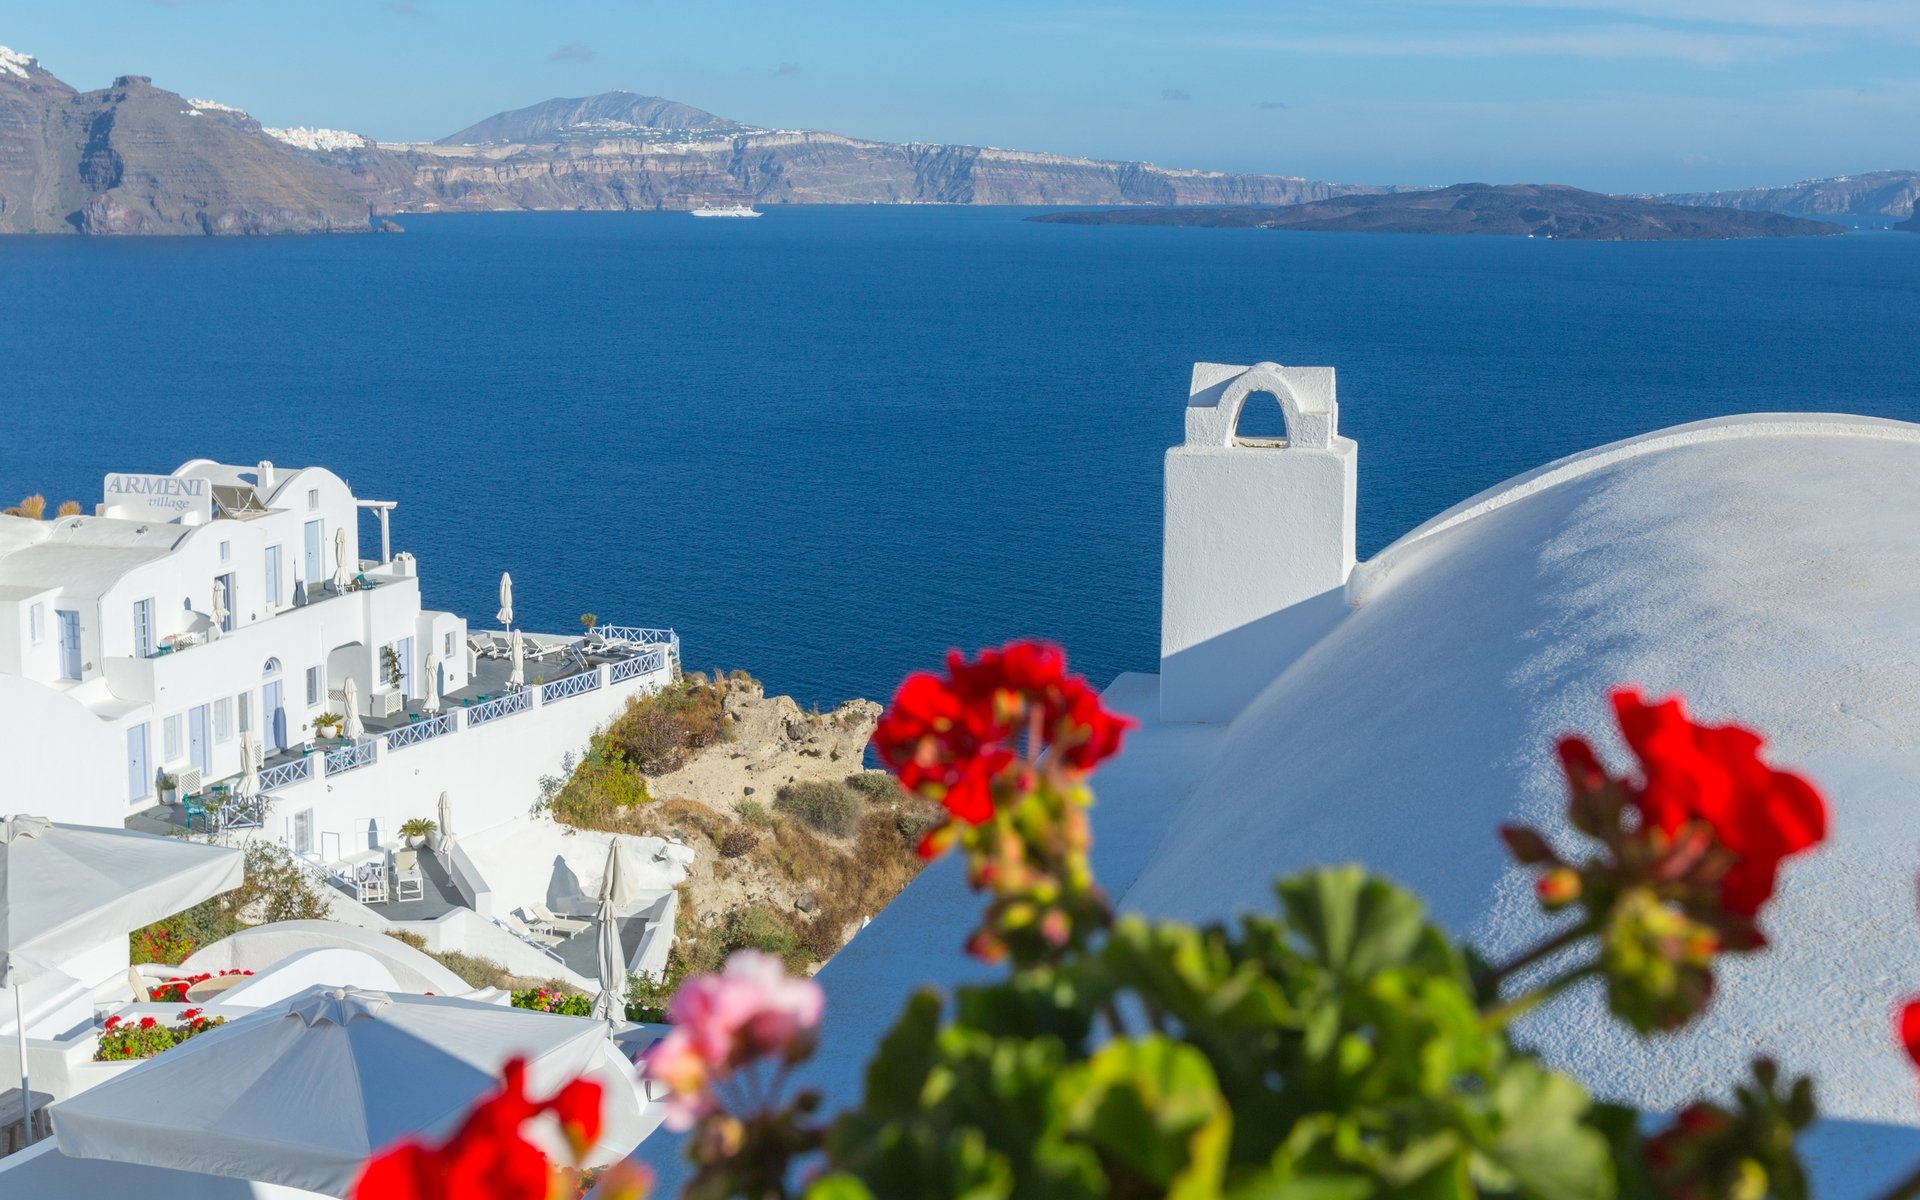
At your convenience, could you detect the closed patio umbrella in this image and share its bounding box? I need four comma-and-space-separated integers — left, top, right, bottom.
341, 678, 364, 740
590, 840, 633, 1023
0, 816, 242, 1147
51, 986, 649, 1197
508, 628, 525, 689
420, 650, 441, 715
209, 581, 227, 642
497, 572, 513, 629
230, 738, 258, 803
436, 791, 453, 844
331, 528, 350, 594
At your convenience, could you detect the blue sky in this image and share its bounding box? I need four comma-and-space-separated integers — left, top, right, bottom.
6, 0, 1917, 192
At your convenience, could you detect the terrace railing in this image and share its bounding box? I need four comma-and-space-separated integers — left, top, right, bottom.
465, 690, 531, 728
257, 758, 313, 792
592, 625, 679, 660
541, 671, 602, 705
325, 739, 376, 777
610, 645, 668, 684
385, 711, 457, 752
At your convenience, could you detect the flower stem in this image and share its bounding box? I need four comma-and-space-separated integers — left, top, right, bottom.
1478, 922, 1592, 998
1481, 963, 1599, 1028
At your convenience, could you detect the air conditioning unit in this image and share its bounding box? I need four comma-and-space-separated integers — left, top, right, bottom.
176, 767, 204, 795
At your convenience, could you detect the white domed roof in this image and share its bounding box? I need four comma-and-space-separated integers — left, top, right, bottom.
1122, 413, 1920, 1127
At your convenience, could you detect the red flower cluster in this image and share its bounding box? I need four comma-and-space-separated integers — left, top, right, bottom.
352, 1058, 605, 1200
1561, 689, 1827, 916
148, 969, 253, 1003
873, 641, 1134, 842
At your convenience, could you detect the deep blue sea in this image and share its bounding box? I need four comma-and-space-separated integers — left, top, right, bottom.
3, 209, 1917, 707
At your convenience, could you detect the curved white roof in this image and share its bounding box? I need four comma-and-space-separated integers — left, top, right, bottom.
634, 414, 1920, 1196
1123, 414, 1920, 1126
181, 920, 474, 997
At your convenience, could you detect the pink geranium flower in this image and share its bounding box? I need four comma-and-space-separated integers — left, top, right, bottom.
641, 949, 824, 1131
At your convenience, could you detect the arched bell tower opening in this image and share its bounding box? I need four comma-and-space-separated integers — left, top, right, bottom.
1160, 362, 1358, 723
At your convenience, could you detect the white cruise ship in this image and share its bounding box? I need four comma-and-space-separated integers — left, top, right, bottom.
690, 202, 762, 218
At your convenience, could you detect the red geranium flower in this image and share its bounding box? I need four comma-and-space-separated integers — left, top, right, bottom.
1605, 688, 1827, 916
873, 640, 1134, 842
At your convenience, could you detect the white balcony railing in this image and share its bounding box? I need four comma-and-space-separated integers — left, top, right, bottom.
258, 758, 313, 791
325, 739, 376, 776
609, 646, 667, 684
541, 671, 602, 705
591, 625, 679, 661
464, 690, 531, 728
385, 711, 457, 752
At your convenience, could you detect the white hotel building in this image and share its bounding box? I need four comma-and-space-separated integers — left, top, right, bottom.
0, 459, 678, 869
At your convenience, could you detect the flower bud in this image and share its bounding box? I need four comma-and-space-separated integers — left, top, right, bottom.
1536, 868, 1582, 908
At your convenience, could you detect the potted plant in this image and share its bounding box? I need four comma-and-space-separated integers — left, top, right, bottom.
399, 818, 437, 849
156, 771, 179, 807
580, 612, 598, 639
314, 712, 343, 739
381, 646, 403, 691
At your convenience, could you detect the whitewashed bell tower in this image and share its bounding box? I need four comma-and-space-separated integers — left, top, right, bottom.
1160, 362, 1357, 723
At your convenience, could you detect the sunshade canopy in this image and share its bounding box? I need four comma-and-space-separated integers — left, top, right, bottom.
0, 816, 242, 986
52, 986, 639, 1196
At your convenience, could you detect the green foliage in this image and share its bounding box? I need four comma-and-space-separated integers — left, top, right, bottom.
96, 1014, 226, 1062
514, 986, 595, 1016
382, 645, 403, 689
536, 734, 653, 830
428, 950, 517, 990
723, 903, 806, 969
818, 866, 1618, 1200
774, 780, 863, 838
399, 817, 438, 840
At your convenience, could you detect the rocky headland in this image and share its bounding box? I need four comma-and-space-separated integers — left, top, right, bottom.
1031, 183, 1846, 240
0, 50, 374, 235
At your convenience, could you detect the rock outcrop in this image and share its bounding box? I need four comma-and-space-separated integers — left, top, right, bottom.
1661, 170, 1920, 226
1898, 206, 1920, 232
1034, 183, 1848, 240
647, 679, 881, 815
0, 51, 373, 235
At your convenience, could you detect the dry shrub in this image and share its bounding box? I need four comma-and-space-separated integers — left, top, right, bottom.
604, 678, 732, 775
737, 799, 774, 828
844, 771, 906, 803
773, 780, 862, 838
719, 826, 757, 858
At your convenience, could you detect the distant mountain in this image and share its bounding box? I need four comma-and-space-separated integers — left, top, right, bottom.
0, 48, 375, 234
436, 91, 747, 145
1030, 183, 1845, 240
1900, 208, 1920, 232
1659, 171, 1919, 226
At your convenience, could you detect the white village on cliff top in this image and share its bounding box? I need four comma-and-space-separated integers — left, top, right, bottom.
1, 366, 1918, 1196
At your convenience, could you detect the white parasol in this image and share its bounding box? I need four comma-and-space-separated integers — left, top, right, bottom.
209, 580, 227, 641
230, 737, 259, 803
420, 650, 440, 715
341, 678, 364, 740
496, 572, 513, 629
590, 839, 629, 1023
508, 628, 525, 689
436, 791, 453, 844
330, 528, 349, 594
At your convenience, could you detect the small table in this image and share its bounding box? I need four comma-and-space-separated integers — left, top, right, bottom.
0, 1087, 52, 1154
185, 973, 249, 1003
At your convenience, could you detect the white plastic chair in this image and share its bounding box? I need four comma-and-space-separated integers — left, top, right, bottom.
392, 850, 424, 902
354, 860, 388, 905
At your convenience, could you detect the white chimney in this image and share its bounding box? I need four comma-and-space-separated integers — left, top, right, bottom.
1160, 362, 1357, 723
257, 461, 275, 491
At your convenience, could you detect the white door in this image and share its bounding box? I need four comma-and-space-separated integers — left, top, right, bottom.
303, 520, 324, 584
132, 597, 155, 658
264, 545, 283, 609
127, 724, 151, 803
263, 680, 286, 753
57, 610, 81, 680
188, 705, 211, 773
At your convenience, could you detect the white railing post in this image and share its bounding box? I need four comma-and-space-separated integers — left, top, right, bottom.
597, 663, 612, 689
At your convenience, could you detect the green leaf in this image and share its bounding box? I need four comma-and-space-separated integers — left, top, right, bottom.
1482, 1060, 1613, 1200
865, 989, 944, 1120
1057, 1036, 1232, 1199
1277, 867, 1431, 983
804, 1174, 877, 1200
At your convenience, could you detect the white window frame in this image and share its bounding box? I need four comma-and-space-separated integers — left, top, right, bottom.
213, 697, 233, 744
133, 597, 156, 659
162, 714, 183, 763
306, 666, 322, 707
236, 691, 252, 736
218, 540, 231, 562
27, 603, 44, 645
307, 489, 320, 511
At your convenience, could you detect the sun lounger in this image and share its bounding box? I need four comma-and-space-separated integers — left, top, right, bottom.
499, 911, 564, 949
525, 903, 591, 936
